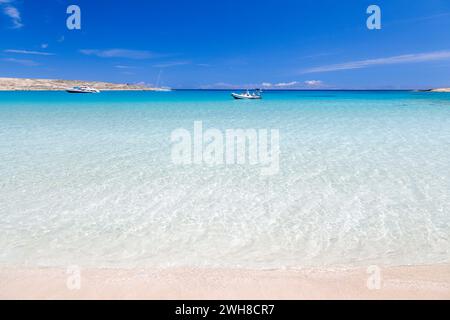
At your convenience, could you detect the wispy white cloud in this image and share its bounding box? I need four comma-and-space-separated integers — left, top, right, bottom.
387, 12, 450, 26
275, 81, 299, 87
259, 80, 325, 89
302, 50, 450, 74
3, 58, 40, 66
114, 65, 135, 69
153, 61, 190, 68
202, 81, 318, 90
4, 49, 55, 56
304, 80, 323, 86
0, 0, 23, 29
80, 49, 159, 60
199, 82, 241, 89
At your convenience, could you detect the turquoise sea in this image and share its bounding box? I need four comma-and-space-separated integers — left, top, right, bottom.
0, 90, 449, 269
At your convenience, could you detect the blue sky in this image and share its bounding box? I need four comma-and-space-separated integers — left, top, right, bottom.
0, 0, 450, 89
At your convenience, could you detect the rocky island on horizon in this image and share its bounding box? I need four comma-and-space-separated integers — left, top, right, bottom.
0, 77, 163, 91
428, 88, 450, 92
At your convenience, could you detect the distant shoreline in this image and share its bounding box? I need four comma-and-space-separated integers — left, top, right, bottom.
1, 78, 449, 92
2, 88, 450, 92
427, 88, 450, 93
0, 89, 161, 92
0, 77, 162, 91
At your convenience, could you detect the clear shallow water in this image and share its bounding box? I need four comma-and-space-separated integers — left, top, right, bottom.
0, 90, 449, 269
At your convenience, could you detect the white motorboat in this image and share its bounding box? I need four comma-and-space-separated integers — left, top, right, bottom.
231, 89, 262, 99
66, 86, 100, 93
153, 87, 172, 92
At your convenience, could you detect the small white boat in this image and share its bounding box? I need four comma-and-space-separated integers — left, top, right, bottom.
66, 86, 100, 93
153, 87, 172, 92
231, 89, 262, 99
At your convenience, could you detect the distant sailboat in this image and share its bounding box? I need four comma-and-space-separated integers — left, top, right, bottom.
154, 69, 172, 91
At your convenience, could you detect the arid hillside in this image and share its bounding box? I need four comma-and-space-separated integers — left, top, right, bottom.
0, 77, 158, 91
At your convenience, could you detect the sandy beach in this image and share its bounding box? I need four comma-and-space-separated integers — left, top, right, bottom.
1, 265, 449, 300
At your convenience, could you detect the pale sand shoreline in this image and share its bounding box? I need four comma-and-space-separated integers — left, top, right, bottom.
429, 88, 450, 92
1, 265, 449, 299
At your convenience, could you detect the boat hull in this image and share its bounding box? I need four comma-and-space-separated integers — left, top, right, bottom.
66, 89, 100, 94
66, 90, 97, 94
231, 93, 261, 99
